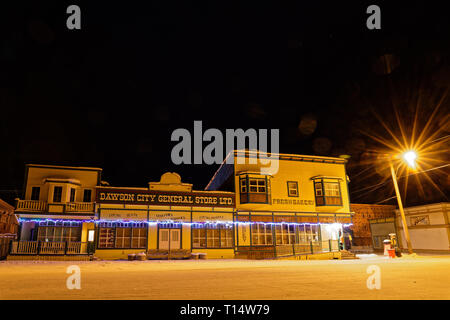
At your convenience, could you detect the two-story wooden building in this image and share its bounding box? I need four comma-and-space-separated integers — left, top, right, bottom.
10, 150, 354, 260
206, 150, 353, 258
12, 164, 100, 257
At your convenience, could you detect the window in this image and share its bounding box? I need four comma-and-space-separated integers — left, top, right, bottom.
275, 224, 296, 245
239, 176, 269, 204
297, 224, 319, 243
70, 188, 76, 202
251, 223, 273, 245
287, 181, 298, 197
53, 186, 63, 202
83, 189, 92, 202
192, 224, 233, 249
31, 187, 40, 201
37, 221, 81, 242
314, 180, 342, 206
98, 222, 147, 249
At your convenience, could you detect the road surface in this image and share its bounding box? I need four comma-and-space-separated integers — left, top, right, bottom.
0, 254, 449, 299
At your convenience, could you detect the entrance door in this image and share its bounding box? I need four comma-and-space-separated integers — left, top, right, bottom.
170, 229, 181, 250
158, 229, 181, 250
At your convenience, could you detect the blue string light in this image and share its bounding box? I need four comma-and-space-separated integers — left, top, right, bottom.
18, 218, 352, 227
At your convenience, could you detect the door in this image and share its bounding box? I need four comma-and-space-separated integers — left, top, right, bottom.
170, 229, 181, 250
158, 229, 181, 250
159, 229, 169, 250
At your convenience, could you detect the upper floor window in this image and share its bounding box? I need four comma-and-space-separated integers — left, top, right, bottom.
83, 189, 92, 202
53, 186, 63, 203
70, 188, 76, 202
239, 175, 269, 204
287, 181, 299, 197
31, 187, 40, 201
314, 180, 342, 206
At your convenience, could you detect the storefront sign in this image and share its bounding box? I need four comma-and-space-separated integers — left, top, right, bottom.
96, 188, 234, 208
148, 211, 190, 221
272, 198, 315, 206
99, 209, 148, 221
192, 212, 233, 222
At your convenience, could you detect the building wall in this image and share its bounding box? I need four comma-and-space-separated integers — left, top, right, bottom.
0, 199, 18, 235
23, 165, 101, 203
396, 203, 450, 252
233, 154, 351, 214
350, 204, 396, 246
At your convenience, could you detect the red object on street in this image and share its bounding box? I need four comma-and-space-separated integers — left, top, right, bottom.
388, 249, 396, 258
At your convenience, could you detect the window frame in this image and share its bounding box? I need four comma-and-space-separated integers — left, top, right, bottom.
239, 175, 270, 204
83, 189, 92, 202
30, 186, 40, 201
52, 186, 63, 203
191, 223, 234, 249
97, 222, 148, 249
69, 188, 76, 202
286, 181, 299, 197
313, 179, 342, 206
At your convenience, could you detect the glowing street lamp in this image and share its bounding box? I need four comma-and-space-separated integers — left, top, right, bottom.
388, 150, 417, 254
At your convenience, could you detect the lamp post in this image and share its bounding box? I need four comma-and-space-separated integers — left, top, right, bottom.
388, 152, 416, 254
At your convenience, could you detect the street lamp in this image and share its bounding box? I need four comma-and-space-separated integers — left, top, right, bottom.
388, 150, 417, 254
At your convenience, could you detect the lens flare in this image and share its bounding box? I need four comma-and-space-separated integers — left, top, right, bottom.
402, 151, 417, 168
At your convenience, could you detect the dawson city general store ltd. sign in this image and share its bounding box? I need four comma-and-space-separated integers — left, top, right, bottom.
96, 188, 234, 208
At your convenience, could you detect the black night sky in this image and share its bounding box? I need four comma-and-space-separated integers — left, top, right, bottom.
1, 1, 449, 206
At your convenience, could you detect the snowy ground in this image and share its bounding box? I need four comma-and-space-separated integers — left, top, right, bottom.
1, 254, 449, 300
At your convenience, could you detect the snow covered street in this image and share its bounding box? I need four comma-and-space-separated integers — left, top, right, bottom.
1, 254, 449, 300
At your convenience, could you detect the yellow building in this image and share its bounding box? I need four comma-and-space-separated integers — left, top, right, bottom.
12, 164, 100, 256
206, 150, 353, 258
94, 172, 235, 259
10, 151, 353, 260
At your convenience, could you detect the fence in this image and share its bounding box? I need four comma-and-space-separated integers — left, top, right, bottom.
238, 240, 340, 259
9, 240, 90, 255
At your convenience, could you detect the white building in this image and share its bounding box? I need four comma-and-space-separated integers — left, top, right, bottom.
396, 202, 450, 253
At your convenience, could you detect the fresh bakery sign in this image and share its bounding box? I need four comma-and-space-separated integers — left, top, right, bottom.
96, 188, 234, 208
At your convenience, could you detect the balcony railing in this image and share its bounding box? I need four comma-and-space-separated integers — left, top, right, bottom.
16, 200, 47, 212
15, 199, 95, 214
65, 202, 95, 213
9, 240, 90, 255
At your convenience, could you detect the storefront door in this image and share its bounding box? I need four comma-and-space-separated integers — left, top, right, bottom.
158, 228, 181, 250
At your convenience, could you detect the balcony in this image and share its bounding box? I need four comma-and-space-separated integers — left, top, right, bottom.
16, 200, 47, 212
15, 199, 95, 214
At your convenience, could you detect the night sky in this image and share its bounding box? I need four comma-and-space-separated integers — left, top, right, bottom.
1, 1, 449, 206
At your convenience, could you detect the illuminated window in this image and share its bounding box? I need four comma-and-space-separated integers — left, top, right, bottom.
37, 221, 81, 242
98, 222, 147, 249
192, 224, 233, 249
287, 181, 299, 197
251, 223, 273, 245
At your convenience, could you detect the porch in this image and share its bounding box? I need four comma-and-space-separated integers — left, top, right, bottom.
236, 239, 341, 259
9, 240, 93, 256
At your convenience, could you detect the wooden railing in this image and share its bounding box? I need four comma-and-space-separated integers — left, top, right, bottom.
16, 200, 47, 212
15, 199, 94, 214
40, 241, 66, 254
10, 240, 38, 254
9, 241, 89, 255
65, 202, 95, 213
